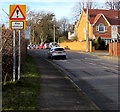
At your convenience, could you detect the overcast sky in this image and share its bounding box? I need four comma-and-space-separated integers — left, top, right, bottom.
0, 0, 105, 27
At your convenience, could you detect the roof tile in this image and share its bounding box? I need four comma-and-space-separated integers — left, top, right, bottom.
84, 9, 120, 25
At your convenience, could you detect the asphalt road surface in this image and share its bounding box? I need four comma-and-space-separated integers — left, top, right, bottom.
29, 49, 118, 111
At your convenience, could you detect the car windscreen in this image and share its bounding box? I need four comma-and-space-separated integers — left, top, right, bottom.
54, 48, 64, 51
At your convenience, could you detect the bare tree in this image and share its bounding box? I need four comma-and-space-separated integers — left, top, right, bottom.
58, 17, 73, 38
58, 17, 69, 33
72, 0, 97, 20
105, 0, 120, 10
27, 10, 55, 44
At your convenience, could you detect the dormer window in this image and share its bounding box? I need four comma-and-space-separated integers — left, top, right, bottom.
96, 23, 107, 32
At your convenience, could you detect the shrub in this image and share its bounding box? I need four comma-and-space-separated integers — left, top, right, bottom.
93, 36, 107, 50
2, 28, 27, 82
59, 36, 67, 43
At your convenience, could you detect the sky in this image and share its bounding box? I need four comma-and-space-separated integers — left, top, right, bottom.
0, 0, 105, 27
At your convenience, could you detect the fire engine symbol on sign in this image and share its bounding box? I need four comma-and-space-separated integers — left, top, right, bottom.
10, 5, 25, 20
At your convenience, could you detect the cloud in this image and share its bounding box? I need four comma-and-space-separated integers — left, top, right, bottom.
1, 0, 78, 3
1, 0, 106, 3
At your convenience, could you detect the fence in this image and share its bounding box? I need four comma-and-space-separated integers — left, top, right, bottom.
109, 43, 120, 56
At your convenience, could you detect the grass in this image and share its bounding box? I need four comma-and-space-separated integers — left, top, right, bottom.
2, 55, 40, 111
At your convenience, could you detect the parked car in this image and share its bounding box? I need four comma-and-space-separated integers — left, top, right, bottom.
27, 44, 34, 49
44, 43, 49, 49
49, 42, 59, 48
35, 45, 39, 49
48, 47, 66, 59
39, 43, 44, 49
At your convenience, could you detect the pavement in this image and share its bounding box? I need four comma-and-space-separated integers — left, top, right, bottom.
72, 50, 119, 61
29, 51, 100, 112
89, 52, 119, 60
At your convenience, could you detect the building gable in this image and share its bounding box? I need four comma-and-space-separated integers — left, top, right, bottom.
93, 14, 110, 26
77, 9, 93, 41
77, 10, 86, 28
83, 9, 120, 25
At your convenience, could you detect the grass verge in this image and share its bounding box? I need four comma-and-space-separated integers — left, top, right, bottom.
2, 55, 40, 111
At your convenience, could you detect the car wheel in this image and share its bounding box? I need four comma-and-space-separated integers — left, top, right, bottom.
48, 55, 50, 59
64, 56, 66, 59
51, 56, 54, 59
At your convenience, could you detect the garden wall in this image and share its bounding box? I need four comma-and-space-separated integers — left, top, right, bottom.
59, 41, 92, 52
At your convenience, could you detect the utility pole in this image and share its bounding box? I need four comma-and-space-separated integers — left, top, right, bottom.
53, 24, 55, 42
86, 6, 89, 52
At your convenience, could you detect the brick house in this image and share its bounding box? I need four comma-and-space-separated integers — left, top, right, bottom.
77, 9, 120, 45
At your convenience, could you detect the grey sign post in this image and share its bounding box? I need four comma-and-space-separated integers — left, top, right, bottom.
13, 30, 16, 82
18, 30, 21, 80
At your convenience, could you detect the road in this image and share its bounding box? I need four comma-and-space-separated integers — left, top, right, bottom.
30, 49, 118, 111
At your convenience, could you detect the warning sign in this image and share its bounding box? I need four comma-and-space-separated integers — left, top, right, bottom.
10, 6, 25, 20
9, 5, 26, 30
11, 21, 24, 29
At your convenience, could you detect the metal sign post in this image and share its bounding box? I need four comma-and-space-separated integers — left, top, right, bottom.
9, 5, 26, 82
13, 30, 16, 82
18, 30, 21, 80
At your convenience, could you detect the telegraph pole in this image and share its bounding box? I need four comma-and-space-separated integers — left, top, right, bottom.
86, 6, 89, 52
53, 24, 55, 42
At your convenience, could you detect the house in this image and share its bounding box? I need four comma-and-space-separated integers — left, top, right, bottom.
68, 31, 75, 40
77, 9, 120, 45
68, 21, 79, 40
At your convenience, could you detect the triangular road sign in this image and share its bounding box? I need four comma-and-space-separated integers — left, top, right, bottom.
10, 5, 26, 20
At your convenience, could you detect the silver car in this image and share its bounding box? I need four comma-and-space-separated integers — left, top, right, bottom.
48, 47, 66, 59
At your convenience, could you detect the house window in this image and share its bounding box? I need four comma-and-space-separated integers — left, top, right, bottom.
96, 23, 107, 32
115, 16, 118, 19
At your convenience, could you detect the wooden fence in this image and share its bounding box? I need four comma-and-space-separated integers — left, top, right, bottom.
109, 43, 120, 56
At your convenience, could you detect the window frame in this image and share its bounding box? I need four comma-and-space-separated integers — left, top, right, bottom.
96, 23, 107, 32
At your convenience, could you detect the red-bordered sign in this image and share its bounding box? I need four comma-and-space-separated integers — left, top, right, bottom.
9, 5, 26, 20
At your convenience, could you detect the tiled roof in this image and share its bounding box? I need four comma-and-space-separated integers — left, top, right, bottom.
93, 13, 102, 23
84, 9, 120, 25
